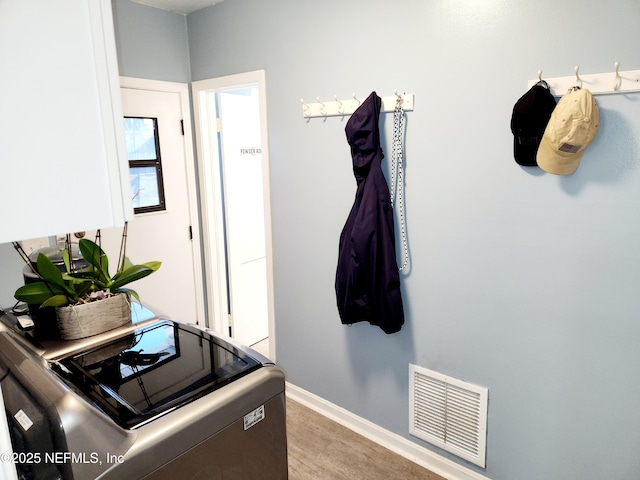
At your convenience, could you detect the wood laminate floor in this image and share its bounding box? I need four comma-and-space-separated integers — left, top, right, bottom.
286, 398, 445, 480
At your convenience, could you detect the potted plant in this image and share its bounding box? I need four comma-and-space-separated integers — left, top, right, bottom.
14, 236, 161, 340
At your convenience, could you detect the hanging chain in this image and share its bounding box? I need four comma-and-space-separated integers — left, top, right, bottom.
391, 98, 409, 272
390, 122, 398, 208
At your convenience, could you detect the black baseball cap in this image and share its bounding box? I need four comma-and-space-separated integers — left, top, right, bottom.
510, 81, 557, 166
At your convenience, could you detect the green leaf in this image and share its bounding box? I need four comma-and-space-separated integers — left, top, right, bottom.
62, 249, 71, 273
117, 287, 139, 302
111, 262, 161, 290
74, 281, 95, 298
60, 276, 95, 297
14, 282, 58, 305
120, 256, 134, 274
65, 270, 94, 280
41, 295, 72, 308
35, 254, 65, 288
79, 239, 111, 284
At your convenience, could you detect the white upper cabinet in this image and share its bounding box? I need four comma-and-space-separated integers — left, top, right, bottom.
0, 0, 132, 244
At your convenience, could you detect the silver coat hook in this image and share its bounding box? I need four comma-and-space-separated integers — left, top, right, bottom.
614, 61, 622, 91
537, 70, 542, 82
352, 93, 361, 105
574, 66, 583, 87
316, 97, 327, 116
394, 89, 403, 108
334, 95, 344, 114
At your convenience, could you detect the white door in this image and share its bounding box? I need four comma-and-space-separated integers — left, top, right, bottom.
219, 89, 269, 346
193, 70, 274, 353
88, 78, 204, 325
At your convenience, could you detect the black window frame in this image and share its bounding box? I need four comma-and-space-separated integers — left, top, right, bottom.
125, 116, 167, 214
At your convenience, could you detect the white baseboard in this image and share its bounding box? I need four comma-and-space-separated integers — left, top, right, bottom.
285, 382, 492, 480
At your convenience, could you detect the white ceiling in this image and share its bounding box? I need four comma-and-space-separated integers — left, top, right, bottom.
131, 0, 225, 15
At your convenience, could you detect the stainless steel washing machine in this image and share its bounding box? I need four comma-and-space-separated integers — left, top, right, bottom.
0, 305, 288, 479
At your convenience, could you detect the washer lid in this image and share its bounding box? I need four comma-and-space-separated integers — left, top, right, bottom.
52, 320, 261, 429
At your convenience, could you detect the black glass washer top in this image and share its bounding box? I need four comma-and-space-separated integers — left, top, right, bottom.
51, 320, 261, 429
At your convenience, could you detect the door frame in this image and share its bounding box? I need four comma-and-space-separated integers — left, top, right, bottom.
192, 70, 275, 357
119, 76, 206, 325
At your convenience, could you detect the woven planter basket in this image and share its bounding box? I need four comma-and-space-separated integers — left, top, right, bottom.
56, 293, 131, 340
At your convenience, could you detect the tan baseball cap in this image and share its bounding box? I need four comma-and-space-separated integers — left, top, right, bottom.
536, 87, 599, 175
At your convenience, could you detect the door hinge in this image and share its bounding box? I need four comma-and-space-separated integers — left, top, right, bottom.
180, 119, 184, 135
188, 225, 193, 240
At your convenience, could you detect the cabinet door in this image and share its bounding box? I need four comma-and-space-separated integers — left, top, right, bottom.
0, 0, 131, 244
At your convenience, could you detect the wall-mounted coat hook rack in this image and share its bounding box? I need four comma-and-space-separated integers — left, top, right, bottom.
301, 92, 414, 118
529, 63, 640, 96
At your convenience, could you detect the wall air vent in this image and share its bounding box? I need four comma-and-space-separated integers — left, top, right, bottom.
409, 364, 488, 468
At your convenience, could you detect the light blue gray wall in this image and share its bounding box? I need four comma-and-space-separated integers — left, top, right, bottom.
0, 245, 27, 309
111, 0, 191, 83
188, 1, 640, 479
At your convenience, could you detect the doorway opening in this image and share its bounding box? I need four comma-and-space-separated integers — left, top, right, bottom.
193, 70, 275, 360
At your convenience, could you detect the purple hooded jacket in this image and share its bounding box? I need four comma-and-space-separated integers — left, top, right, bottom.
335, 92, 405, 334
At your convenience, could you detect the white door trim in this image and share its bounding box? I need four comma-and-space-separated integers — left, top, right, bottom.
119, 76, 206, 326
192, 70, 275, 358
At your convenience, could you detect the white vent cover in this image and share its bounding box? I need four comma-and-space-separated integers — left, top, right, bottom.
409, 364, 488, 468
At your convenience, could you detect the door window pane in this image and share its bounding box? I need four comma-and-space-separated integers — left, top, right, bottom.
130, 166, 161, 209
124, 117, 157, 160
123, 117, 166, 213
